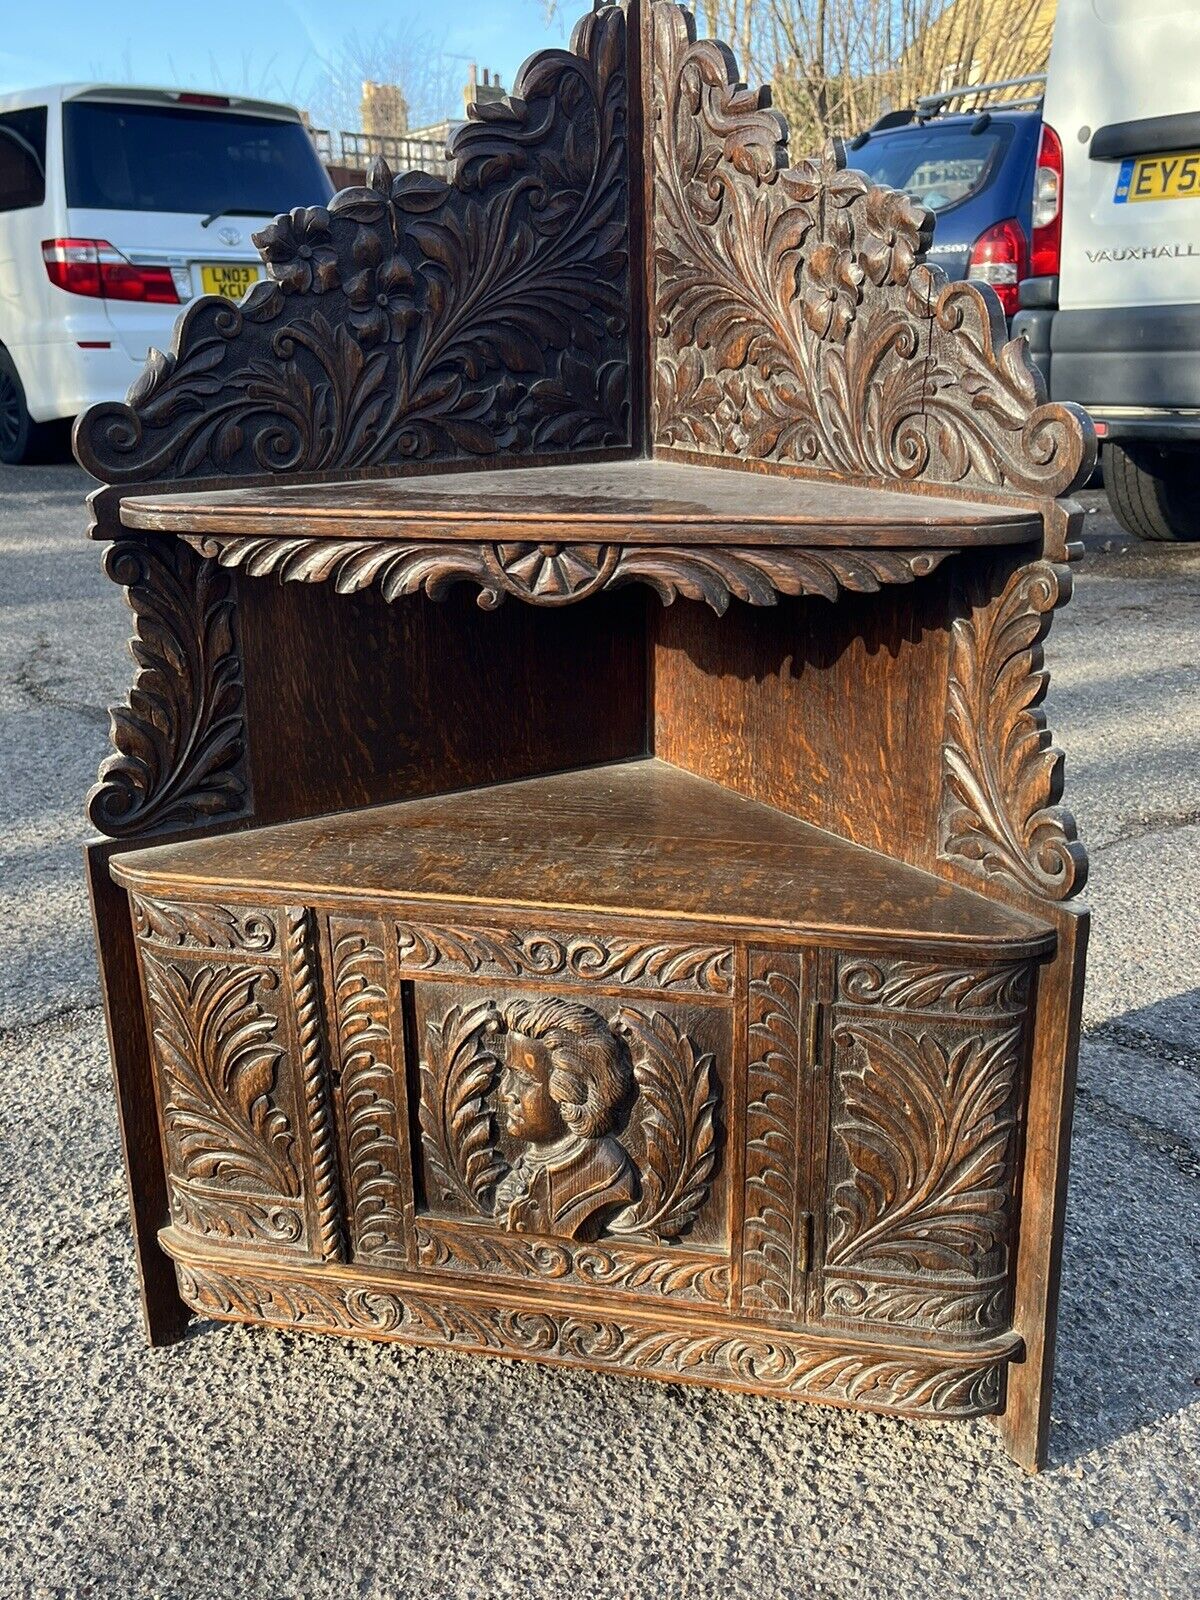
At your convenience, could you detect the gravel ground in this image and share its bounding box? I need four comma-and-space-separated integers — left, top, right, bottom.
1, 459, 1197, 1599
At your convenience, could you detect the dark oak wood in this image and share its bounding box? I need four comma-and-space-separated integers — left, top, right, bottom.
73, 0, 1094, 1471
120, 460, 1045, 547
111, 760, 1053, 957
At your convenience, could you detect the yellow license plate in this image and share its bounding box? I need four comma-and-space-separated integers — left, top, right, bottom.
200, 262, 261, 299
1115, 150, 1200, 204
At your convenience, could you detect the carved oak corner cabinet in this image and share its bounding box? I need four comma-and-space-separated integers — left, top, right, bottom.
75, 0, 1094, 1473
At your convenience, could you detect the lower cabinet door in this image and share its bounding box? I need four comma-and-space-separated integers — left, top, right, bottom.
817, 951, 1033, 1342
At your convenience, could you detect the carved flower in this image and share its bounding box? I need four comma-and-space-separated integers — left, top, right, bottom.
254, 206, 339, 294
345, 255, 419, 344
861, 188, 929, 286
800, 243, 865, 341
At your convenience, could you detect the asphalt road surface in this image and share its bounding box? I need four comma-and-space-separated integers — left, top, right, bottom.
1, 459, 1197, 1599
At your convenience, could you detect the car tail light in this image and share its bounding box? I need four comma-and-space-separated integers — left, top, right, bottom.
41, 239, 179, 304
1031, 121, 1063, 278
967, 217, 1029, 317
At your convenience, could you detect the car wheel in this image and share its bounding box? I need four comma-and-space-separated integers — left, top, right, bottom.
1106, 442, 1200, 542
0, 349, 62, 466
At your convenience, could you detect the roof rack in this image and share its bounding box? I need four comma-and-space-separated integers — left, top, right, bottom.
914, 72, 1045, 120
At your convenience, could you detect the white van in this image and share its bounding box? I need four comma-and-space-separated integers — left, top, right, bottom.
0, 85, 333, 463
1013, 0, 1200, 540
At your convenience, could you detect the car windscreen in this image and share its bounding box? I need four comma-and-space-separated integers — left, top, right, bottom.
63, 101, 333, 214
850, 123, 1014, 213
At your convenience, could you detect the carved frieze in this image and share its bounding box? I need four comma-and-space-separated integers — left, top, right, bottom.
183, 532, 952, 615
396, 922, 734, 995
175, 1258, 1006, 1419
414, 991, 722, 1248
330, 919, 412, 1264
89, 536, 251, 839
73, 1, 632, 484
648, 1, 1095, 499
131, 894, 276, 954
941, 559, 1087, 901
836, 955, 1032, 1017
415, 1219, 729, 1305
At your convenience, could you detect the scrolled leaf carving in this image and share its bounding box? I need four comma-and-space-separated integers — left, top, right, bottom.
609, 1007, 718, 1240
418, 1002, 507, 1213
185, 530, 952, 615
74, 1, 631, 484
88, 536, 250, 839
648, 1, 1095, 498
941, 559, 1087, 899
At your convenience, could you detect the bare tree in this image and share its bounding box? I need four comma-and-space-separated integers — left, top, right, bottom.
546, 1, 1054, 150
303, 19, 463, 139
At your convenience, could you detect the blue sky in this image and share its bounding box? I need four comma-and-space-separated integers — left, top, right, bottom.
0, 0, 567, 115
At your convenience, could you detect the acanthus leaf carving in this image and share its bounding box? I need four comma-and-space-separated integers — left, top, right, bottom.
417, 1002, 507, 1213
332, 921, 411, 1263
649, 2, 1095, 499
88, 536, 250, 839
131, 893, 275, 954
826, 1019, 1021, 1281
608, 1007, 718, 1241
837, 955, 1032, 1017
184, 531, 953, 615
396, 922, 733, 996
142, 952, 301, 1218
73, 2, 631, 484
175, 1258, 1006, 1420
941, 559, 1087, 900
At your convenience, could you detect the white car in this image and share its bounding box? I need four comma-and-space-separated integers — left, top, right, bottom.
0, 84, 333, 464
1014, 0, 1200, 540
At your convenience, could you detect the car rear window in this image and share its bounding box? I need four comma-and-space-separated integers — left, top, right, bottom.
63, 101, 332, 215
0, 106, 47, 213
850, 123, 1015, 213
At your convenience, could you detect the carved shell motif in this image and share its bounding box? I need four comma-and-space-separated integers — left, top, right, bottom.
648, 1, 1095, 499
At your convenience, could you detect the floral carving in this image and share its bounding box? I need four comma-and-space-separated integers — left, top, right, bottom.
648, 1, 1095, 496
396, 923, 733, 995
941, 560, 1087, 899
74, 1, 631, 483
175, 1259, 1008, 1419
417, 1002, 507, 1213
88, 536, 250, 839
185, 530, 952, 615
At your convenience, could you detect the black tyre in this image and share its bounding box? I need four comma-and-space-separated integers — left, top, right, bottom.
1106, 441, 1200, 543
0, 348, 59, 466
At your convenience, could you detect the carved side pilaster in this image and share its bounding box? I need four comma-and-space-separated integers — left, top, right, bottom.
88, 535, 251, 839
940, 560, 1087, 900
285, 908, 344, 1262
740, 952, 808, 1318
330, 918, 412, 1263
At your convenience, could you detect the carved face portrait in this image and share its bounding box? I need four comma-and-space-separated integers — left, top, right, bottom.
498, 997, 633, 1146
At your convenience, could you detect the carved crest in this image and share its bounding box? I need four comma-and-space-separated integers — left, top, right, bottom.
74, 2, 631, 484
647, 1, 1093, 499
